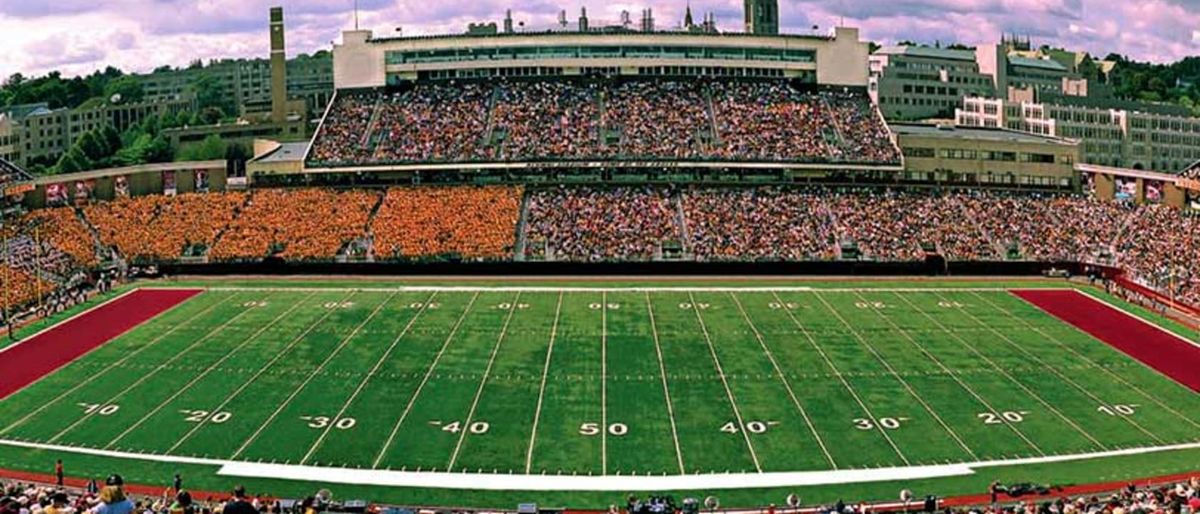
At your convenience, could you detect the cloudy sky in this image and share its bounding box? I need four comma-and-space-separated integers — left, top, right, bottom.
0, 0, 1197, 79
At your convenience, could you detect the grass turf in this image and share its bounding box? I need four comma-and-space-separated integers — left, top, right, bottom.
0, 283, 1197, 508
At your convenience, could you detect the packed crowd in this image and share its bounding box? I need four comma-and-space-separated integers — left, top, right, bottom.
683, 188, 838, 261
0, 477, 297, 514
524, 186, 683, 261
84, 193, 247, 262
1114, 204, 1200, 306
14, 209, 98, 269
306, 80, 900, 166
0, 157, 33, 189
210, 189, 377, 261
371, 186, 522, 260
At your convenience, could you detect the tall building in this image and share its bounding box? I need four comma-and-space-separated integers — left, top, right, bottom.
744, 0, 778, 35
270, 7, 288, 123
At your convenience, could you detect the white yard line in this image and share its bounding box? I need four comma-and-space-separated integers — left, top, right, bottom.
644, 292, 686, 475
446, 292, 522, 472
4, 437, 1198, 491
727, 292, 837, 469
813, 291, 979, 460
600, 291, 608, 476
300, 292, 439, 464
371, 293, 480, 469
105, 291, 324, 449
858, 291, 1044, 457
769, 291, 910, 465
163, 293, 348, 453
980, 291, 1200, 433
0, 291, 236, 436
524, 292, 564, 474
960, 291, 1168, 445
229, 291, 399, 459
686, 292, 762, 473
891, 291, 1107, 451
45, 292, 269, 444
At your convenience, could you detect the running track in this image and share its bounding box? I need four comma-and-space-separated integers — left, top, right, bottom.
1014, 289, 1200, 393
0, 289, 202, 400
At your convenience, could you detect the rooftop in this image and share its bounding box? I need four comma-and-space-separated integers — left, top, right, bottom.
875, 45, 975, 62
251, 142, 310, 164
891, 122, 1077, 146
1008, 55, 1068, 72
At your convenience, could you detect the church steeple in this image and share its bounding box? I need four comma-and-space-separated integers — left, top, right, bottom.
684, 1, 694, 28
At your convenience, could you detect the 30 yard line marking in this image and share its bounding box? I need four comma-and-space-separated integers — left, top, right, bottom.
446, 292, 522, 471
857, 291, 1045, 456
230, 291, 400, 459
600, 291, 608, 475
45, 292, 273, 444
168, 291, 356, 454
0, 291, 240, 437
890, 292, 1106, 451
372, 293, 480, 469
813, 291, 978, 460
105, 290, 326, 449
301, 292, 439, 464
956, 291, 1167, 445
976, 292, 1200, 433
770, 291, 910, 465
645, 292, 686, 475
687, 292, 762, 473
728, 292, 836, 469
524, 292, 564, 474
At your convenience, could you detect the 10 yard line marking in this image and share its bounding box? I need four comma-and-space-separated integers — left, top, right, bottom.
524, 292, 564, 474
813, 291, 979, 461
0, 292, 239, 437
446, 292, 522, 471
645, 292, 686, 475
372, 293, 480, 469
105, 291, 325, 449
46, 292, 273, 444
687, 292, 762, 473
168, 290, 355, 454
301, 292, 439, 464
770, 291, 910, 465
728, 292, 837, 469
230, 291, 400, 459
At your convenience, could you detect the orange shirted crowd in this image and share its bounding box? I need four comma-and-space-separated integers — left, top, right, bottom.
210, 189, 378, 261
371, 186, 522, 260
20, 208, 97, 268
85, 193, 247, 262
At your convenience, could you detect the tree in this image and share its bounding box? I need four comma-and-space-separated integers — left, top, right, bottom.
178, 134, 226, 161
190, 74, 234, 114
78, 131, 107, 162
103, 75, 144, 104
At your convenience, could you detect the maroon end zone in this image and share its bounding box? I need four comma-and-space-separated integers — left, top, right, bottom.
1013, 289, 1200, 393
0, 288, 202, 400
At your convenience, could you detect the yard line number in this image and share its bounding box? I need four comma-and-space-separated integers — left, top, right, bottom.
978, 411, 1030, 424
78, 403, 120, 416
854, 417, 909, 430
434, 421, 490, 434
322, 301, 355, 309
579, 422, 628, 436
180, 410, 232, 424
720, 421, 777, 434
588, 303, 621, 310
301, 416, 357, 430
1098, 404, 1140, 416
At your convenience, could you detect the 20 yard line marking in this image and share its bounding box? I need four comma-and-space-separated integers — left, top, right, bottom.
728, 292, 837, 469
105, 290, 327, 449
301, 292, 439, 464
0, 292, 240, 437
372, 293, 480, 469
168, 290, 357, 454
446, 292, 522, 471
770, 291, 910, 465
645, 292, 686, 475
230, 291, 400, 459
45, 292, 274, 444
524, 292, 564, 474
687, 292, 762, 473
813, 291, 978, 460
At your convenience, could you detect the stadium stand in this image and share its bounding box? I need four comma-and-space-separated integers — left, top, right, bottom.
0, 157, 33, 190
84, 193, 247, 262
524, 186, 684, 261
371, 186, 522, 260
210, 189, 377, 261
16, 208, 98, 269
683, 187, 838, 261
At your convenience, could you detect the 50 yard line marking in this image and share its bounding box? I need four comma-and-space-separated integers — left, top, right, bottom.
770, 291, 910, 465
105, 290, 326, 449
687, 292, 762, 473
600, 291, 608, 475
446, 292, 522, 471
728, 292, 836, 469
301, 292, 439, 464
524, 292, 564, 474
372, 293, 480, 469
645, 292, 686, 475
0, 292, 240, 437
230, 291, 400, 459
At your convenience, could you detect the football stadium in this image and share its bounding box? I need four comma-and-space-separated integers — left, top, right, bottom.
1, 1, 1199, 513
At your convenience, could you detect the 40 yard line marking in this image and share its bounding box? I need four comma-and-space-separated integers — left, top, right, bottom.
165, 290, 356, 454
728, 292, 837, 469
372, 293, 480, 469
301, 292, 439, 464
446, 292, 522, 471
524, 292, 564, 474
104, 290, 325, 449
0, 292, 239, 437
645, 292, 686, 475
687, 292, 762, 473
769, 291, 910, 465
230, 291, 400, 459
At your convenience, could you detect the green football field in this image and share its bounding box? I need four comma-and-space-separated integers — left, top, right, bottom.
0, 285, 1199, 504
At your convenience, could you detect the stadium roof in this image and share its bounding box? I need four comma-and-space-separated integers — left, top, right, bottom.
891, 122, 1077, 146
875, 45, 975, 62
1008, 55, 1068, 72
251, 142, 309, 164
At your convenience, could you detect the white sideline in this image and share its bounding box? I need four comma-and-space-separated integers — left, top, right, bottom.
0, 438, 1198, 491
149, 286, 1062, 293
